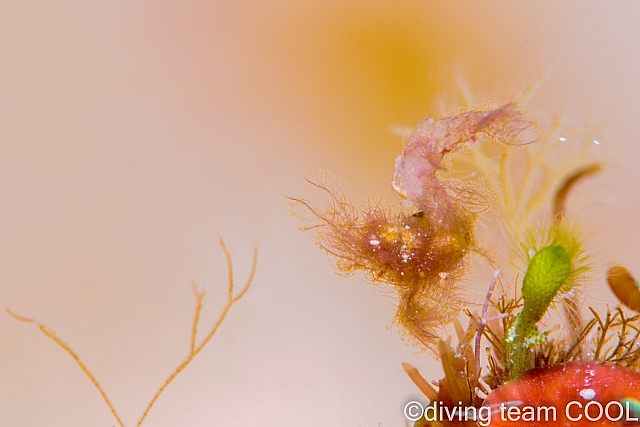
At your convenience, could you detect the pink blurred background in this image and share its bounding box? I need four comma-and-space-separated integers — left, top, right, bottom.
1, 1, 640, 426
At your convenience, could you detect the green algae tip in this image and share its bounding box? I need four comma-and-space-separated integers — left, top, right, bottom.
521, 245, 571, 323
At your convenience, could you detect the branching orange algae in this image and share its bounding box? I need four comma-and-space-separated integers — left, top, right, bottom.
7, 238, 258, 427
6, 308, 127, 427
288, 104, 538, 352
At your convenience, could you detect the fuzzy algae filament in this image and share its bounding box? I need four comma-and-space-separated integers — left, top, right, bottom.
289, 174, 473, 348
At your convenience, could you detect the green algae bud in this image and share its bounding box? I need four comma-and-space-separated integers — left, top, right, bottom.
521, 245, 571, 324
504, 244, 572, 379
501, 217, 591, 380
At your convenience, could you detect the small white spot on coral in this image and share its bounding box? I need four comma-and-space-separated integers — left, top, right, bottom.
579, 389, 596, 400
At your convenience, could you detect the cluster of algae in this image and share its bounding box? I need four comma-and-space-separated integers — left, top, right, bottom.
290, 173, 475, 349
289, 94, 640, 426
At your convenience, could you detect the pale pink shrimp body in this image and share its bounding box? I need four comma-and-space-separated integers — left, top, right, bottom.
392, 105, 536, 217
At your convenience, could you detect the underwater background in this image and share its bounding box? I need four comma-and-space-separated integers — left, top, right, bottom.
1, 1, 640, 426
